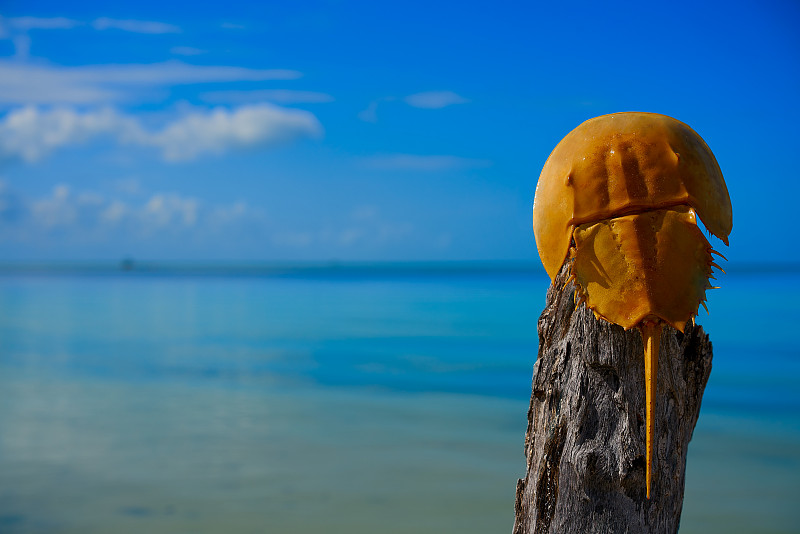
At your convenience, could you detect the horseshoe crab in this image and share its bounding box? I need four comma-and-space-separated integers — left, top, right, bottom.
532, 112, 732, 499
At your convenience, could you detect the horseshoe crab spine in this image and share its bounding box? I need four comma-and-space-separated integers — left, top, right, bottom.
641, 321, 662, 500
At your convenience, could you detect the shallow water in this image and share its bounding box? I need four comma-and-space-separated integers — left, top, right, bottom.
0, 265, 797, 533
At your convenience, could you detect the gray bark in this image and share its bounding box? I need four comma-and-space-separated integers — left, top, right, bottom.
513, 262, 713, 534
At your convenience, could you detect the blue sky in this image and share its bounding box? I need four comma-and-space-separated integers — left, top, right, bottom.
0, 0, 798, 263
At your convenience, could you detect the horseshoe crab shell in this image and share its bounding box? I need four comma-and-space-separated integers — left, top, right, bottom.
533, 112, 731, 282
531, 112, 732, 499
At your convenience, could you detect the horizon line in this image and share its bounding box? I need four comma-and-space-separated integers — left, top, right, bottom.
0, 259, 797, 277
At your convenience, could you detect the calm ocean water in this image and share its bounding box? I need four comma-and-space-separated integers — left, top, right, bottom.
0, 263, 797, 533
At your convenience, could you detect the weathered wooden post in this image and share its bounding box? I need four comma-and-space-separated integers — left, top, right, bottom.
513, 112, 731, 533
512, 263, 713, 533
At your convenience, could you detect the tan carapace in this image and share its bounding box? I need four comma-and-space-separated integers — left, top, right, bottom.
532, 112, 732, 499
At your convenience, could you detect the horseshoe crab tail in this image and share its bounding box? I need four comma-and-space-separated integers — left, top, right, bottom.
641, 320, 662, 500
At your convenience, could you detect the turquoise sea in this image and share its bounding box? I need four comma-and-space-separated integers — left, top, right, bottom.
0, 263, 797, 533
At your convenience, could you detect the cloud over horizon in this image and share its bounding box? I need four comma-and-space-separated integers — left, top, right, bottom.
404, 91, 469, 109
0, 181, 417, 259
0, 180, 265, 242
92, 17, 181, 34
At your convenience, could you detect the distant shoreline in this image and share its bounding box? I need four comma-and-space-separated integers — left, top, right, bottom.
0, 260, 796, 278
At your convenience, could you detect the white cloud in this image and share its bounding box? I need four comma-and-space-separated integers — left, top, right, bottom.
360, 154, 491, 171
0, 61, 302, 105
12, 35, 31, 60
271, 231, 313, 248
7, 17, 81, 31
404, 91, 470, 109
0, 107, 140, 162
357, 96, 396, 123
221, 22, 245, 30
0, 104, 322, 163
144, 193, 199, 228
207, 201, 251, 228
145, 104, 323, 161
0, 16, 177, 64
351, 205, 378, 221
113, 177, 142, 196
2, 15, 183, 35
101, 200, 129, 224
31, 184, 77, 227
30, 184, 110, 229
171, 46, 205, 56
92, 17, 180, 34
0, 179, 25, 223
318, 218, 413, 249
7, 182, 263, 238
337, 228, 365, 246
0, 181, 417, 256
200, 89, 334, 104
0, 16, 75, 60
133, 192, 263, 235
358, 101, 379, 123
2, 15, 176, 34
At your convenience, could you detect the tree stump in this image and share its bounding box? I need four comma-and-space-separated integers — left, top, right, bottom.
513, 263, 714, 534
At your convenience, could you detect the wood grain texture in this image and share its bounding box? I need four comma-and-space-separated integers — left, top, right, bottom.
513, 262, 713, 534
